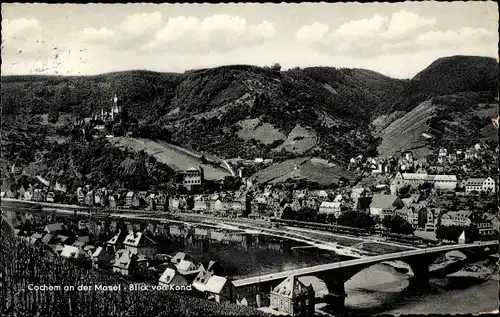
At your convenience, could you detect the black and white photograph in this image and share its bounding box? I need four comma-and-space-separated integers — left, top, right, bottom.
1, 2, 499, 316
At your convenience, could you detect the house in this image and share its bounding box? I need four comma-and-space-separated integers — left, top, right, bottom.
112, 250, 148, 276
440, 210, 472, 227
465, 148, 482, 161
465, 177, 496, 195
91, 246, 114, 268
369, 194, 404, 218
178, 167, 204, 189
72, 241, 86, 249
194, 196, 208, 212
106, 229, 128, 252
355, 196, 372, 212
470, 214, 498, 238
44, 223, 64, 235
57, 235, 74, 245
438, 148, 448, 157
60, 245, 90, 261
315, 190, 329, 199
395, 206, 420, 227
351, 187, 366, 200
29, 233, 44, 245
169, 224, 189, 237
193, 274, 232, 303
193, 270, 214, 292
424, 208, 440, 232
175, 259, 199, 275
269, 275, 315, 316
125, 191, 135, 208
194, 226, 210, 238
41, 234, 57, 245
318, 202, 342, 216
159, 268, 190, 287
169, 196, 187, 211
23, 189, 33, 201
122, 231, 157, 258
171, 252, 194, 265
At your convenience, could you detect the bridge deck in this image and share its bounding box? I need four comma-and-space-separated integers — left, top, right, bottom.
232, 241, 498, 287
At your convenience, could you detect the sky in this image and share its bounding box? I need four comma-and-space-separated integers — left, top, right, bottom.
1, 2, 498, 79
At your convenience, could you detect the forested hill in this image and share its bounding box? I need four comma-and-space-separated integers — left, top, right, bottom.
1, 55, 498, 170
1, 64, 405, 163
382, 55, 499, 115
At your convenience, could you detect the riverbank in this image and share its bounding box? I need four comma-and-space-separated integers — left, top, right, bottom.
342, 261, 499, 315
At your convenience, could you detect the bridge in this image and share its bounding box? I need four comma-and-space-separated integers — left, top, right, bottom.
232, 240, 498, 311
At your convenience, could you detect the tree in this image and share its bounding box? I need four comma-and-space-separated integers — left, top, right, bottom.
326, 214, 336, 224
112, 123, 125, 137
382, 215, 392, 230
355, 212, 376, 231
337, 210, 358, 227
48, 108, 60, 123
315, 213, 327, 223
398, 185, 411, 197
464, 223, 480, 243
271, 63, 281, 72
281, 206, 294, 220
389, 215, 414, 235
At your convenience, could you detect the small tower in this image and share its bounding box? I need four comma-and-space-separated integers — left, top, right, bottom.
110, 94, 120, 120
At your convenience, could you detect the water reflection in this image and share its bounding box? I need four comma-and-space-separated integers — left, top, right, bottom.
153, 224, 340, 278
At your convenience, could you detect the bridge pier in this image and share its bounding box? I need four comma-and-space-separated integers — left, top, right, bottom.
318, 274, 350, 314
407, 262, 430, 291
324, 281, 347, 313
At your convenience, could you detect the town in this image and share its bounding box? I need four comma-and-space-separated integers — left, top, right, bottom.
2, 2, 499, 316
2, 118, 498, 315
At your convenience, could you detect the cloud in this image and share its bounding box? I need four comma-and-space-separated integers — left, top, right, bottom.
294, 10, 497, 58
295, 22, 330, 45
120, 11, 163, 37
75, 13, 275, 54
141, 14, 276, 53
382, 10, 436, 39
332, 14, 388, 38
2, 18, 42, 42
80, 27, 119, 43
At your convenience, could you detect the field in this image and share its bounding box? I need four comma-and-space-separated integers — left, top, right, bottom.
376, 100, 436, 158
108, 137, 231, 180
274, 124, 318, 154
236, 118, 286, 145
250, 156, 355, 186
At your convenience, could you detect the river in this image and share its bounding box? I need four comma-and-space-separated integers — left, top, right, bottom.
344, 263, 499, 315
5, 204, 498, 314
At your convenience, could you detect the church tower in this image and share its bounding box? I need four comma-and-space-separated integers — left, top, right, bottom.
110, 94, 120, 120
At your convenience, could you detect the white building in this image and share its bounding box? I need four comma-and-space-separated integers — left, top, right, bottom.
438, 148, 448, 157
391, 172, 457, 194
318, 201, 342, 216
440, 210, 472, 227
465, 177, 496, 195
122, 231, 157, 258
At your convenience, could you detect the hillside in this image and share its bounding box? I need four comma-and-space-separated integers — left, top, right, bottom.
382, 55, 499, 115
108, 137, 231, 180
1, 64, 403, 164
1, 56, 498, 188
374, 56, 498, 158
0, 222, 267, 317
249, 157, 355, 187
